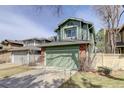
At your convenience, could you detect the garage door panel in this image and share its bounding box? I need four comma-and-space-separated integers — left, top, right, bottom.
13, 51, 28, 65
46, 47, 79, 70
47, 58, 60, 66
47, 54, 64, 66
65, 57, 78, 69
66, 62, 75, 69
14, 55, 28, 64
55, 57, 64, 67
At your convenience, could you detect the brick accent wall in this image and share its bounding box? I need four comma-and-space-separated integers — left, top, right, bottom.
79, 44, 87, 70
79, 44, 86, 58
41, 48, 45, 65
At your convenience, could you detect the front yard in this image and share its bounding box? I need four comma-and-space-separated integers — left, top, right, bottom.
0, 64, 33, 78
60, 71, 124, 88
1, 63, 124, 88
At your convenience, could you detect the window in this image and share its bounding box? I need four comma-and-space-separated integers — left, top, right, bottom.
65, 27, 76, 38
66, 30, 71, 37
116, 33, 121, 42
67, 22, 74, 26
82, 24, 88, 40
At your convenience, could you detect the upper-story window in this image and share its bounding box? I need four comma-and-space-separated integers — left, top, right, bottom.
67, 21, 74, 26
116, 33, 121, 42
64, 27, 77, 39
82, 24, 88, 40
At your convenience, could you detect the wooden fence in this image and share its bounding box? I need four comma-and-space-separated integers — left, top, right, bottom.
91, 53, 124, 70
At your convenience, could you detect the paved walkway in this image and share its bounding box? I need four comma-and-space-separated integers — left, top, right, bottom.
0, 68, 76, 88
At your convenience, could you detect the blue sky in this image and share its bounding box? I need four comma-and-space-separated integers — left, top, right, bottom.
0, 5, 124, 41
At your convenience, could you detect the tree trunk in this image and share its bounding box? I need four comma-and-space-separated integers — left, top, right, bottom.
109, 30, 116, 53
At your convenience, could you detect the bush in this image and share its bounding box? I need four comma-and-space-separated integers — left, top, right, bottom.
97, 66, 112, 76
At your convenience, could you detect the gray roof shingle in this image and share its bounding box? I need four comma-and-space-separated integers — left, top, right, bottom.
10, 46, 40, 51
39, 40, 91, 47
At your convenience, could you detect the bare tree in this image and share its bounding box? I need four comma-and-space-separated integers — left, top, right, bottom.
34, 5, 63, 16
94, 5, 124, 53
35, 5, 124, 53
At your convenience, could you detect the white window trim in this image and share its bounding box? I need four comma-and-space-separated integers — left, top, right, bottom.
63, 26, 78, 40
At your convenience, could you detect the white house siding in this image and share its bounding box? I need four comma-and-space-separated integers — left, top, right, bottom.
12, 51, 41, 65
35, 54, 41, 63
0, 51, 11, 63
29, 54, 41, 63
12, 51, 28, 65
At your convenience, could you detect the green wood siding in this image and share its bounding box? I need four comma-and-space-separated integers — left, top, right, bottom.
58, 20, 80, 41
57, 20, 93, 41
45, 46, 79, 70
54, 18, 96, 54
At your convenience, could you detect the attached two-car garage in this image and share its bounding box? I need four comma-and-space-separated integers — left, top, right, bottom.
40, 41, 89, 70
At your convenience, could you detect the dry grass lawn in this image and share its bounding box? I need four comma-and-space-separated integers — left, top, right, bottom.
60, 71, 124, 88
0, 65, 33, 78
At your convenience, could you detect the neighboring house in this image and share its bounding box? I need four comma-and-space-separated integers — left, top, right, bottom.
22, 38, 51, 47
39, 18, 96, 70
0, 49, 11, 63
104, 25, 124, 54
1, 39, 23, 49
0, 40, 23, 63
116, 25, 124, 53
0, 44, 2, 49
0, 38, 50, 65
10, 46, 41, 65
48, 36, 57, 42
8, 38, 51, 65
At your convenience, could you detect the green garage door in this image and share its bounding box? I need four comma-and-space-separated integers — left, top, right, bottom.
46, 46, 79, 70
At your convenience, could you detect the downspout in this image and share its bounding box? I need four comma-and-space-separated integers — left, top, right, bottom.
34, 40, 35, 46
80, 21, 82, 40
27, 50, 30, 64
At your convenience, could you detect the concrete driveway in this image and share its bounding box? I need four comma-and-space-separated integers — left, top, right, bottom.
0, 67, 76, 88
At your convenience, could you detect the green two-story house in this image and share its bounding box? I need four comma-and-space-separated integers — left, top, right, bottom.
39, 18, 96, 70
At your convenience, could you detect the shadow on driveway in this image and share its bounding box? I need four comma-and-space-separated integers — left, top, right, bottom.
0, 70, 66, 88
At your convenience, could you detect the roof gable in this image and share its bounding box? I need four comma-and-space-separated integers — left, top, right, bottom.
22, 38, 51, 42
58, 18, 92, 26
1, 40, 23, 46
55, 17, 93, 32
